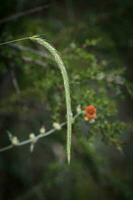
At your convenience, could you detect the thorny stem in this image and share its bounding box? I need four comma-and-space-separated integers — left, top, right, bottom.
0, 113, 80, 153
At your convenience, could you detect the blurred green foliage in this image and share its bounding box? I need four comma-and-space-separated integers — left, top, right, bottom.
0, 1, 133, 200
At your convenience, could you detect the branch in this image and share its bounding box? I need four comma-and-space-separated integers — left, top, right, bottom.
0, 113, 80, 153
22, 56, 47, 68
0, 4, 50, 24
8, 43, 50, 59
10, 69, 21, 94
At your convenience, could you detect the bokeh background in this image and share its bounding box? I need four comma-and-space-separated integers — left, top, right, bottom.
0, 0, 133, 200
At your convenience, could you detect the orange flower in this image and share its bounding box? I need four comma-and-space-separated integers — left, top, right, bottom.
84, 105, 96, 121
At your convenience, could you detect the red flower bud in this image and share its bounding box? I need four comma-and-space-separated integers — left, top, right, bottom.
84, 105, 96, 121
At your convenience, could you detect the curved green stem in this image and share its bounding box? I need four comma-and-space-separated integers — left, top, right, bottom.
30, 36, 73, 163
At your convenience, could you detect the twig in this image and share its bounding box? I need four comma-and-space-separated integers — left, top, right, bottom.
10, 69, 21, 94
22, 56, 47, 68
0, 144, 13, 152
8, 43, 50, 59
0, 4, 50, 24
0, 122, 65, 153
0, 113, 80, 153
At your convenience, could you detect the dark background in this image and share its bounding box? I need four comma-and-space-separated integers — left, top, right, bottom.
0, 0, 133, 200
